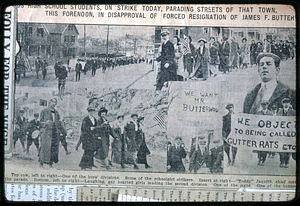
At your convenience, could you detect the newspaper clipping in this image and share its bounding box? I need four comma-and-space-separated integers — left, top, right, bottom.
4, 4, 297, 202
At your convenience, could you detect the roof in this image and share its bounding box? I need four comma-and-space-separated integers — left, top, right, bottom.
42, 23, 79, 35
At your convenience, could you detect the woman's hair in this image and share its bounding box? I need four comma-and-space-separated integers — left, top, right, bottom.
173, 35, 180, 45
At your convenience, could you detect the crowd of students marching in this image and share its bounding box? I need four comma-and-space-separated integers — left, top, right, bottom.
154, 29, 296, 91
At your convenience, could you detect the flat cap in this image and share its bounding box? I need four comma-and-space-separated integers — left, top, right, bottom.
281, 98, 291, 103
198, 38, 207, 43
256, 52, 281, 65
226, 103, 234, 110
175, 136, 182, 141
161, 29, 170, 35
98, 107, 108, 114
131, 113, 138, 118
87, 106, 96, 111
260, 100, 269, 105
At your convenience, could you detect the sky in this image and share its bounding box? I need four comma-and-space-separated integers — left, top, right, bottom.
76, 25, 155, 40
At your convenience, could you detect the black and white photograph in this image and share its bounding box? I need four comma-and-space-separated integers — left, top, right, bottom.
11, 22, 296, 176
4, 4, 298, 202
153, 26, 296, 87
163, 26, 296, 176
15, 23, 157, 91
10, 84, 168, 172
218, 27, 296, 176
166, 81, 223, 174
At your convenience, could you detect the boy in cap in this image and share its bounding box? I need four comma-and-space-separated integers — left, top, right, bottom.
222, 103, 237, 166
257, 100, 272, 115
255, 100, 272, 166
276, 98, 296, 168
208, 139, 223, 173
75, 59, 82, 82
277, 98, 296, 116
13, 109, 27, 152
167, 136, 187, 173
155, 29, 177, 90
189, 136, 209, 173
26, 113, 40, 154
244, 52, 296, 114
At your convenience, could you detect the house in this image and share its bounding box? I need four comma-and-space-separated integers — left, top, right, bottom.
17, 23, 79, 58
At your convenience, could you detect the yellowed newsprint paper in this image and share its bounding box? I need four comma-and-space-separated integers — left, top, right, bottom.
4, 4, 297, 202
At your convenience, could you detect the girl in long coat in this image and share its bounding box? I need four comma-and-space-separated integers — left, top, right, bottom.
240, 38, 250, 69
250, 39, 258, 66
95, 107, 117, 169
76, 107, 98, 170
208, 37, 220, 76
182, 35, 196, 78
191, 39, 209, 80
173, 36, 186, 80
124, 114, 139, 169
136, 117, 151, 169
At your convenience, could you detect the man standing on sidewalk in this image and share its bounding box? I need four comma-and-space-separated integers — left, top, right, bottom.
35, 57, 41, 79
75, 60, 82, 82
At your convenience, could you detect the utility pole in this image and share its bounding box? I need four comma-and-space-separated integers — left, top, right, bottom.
106, 25, 109, 59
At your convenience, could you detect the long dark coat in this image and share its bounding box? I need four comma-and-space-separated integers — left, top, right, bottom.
189, 147, 209, 172
95, 117, 117, 160
124, 121, 138, 152
167, 145, 187, 173
156, 40, 177, 90
81, 116, 97, 151
79, 116, 97, 169
14, 115, 27, 142
194, 45, 209, 79
136, 126, 150, 164
208, 145, 223, 173
39, 108, 60, 164
112, 127, 123, 164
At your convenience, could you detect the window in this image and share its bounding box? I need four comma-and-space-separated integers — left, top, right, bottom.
203, 27, 209, 34
28, 27, 32, 36
64, 35, 69, 43
175, 29, 184, 39
68, 25, 73, 30
71, 36, 75, 43
37, 28, 44, 37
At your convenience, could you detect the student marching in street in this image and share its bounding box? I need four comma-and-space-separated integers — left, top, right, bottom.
75, 60, 82, 82
124, 114, 140, 169
191, 38, 209, 80
76, 106, 98, 170
136, 117, 151, 169
39, 98, 61, 168
155, 29, 177, 90
26, 113, 40, 154
167, 136, 187, 173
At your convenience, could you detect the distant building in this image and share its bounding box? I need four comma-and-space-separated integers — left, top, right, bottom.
17, 23, 79, 58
